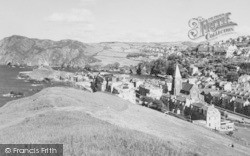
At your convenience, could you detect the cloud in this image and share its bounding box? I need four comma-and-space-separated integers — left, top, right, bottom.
46, 8, 94, 23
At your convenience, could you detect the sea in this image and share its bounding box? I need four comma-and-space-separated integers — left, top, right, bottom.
0, 65, 164, 107
0, 65, 67, 107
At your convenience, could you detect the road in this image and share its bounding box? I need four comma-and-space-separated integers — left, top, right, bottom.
215, 106, 250, 123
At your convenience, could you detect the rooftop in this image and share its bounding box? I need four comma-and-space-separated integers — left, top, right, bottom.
181, 82, 193, 92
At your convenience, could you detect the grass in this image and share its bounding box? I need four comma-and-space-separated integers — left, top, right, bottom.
0, 110, 196, 156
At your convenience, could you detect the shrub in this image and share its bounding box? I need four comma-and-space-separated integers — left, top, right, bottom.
141, 96, 154, 106
149, 100, 164, 111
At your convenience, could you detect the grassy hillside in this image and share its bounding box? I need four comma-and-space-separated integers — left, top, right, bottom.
0, 111, 192, 156
0, 87, 249, 155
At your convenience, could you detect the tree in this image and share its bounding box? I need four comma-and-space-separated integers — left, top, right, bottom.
167, 54, 182, 61
84, 64, 91, 71
243, 105, 250, 116
227, 131, 234, 137
136, 64, 142, 75
181, 68, 189, 78
149, 59, 168, 76
166, 63, 175, 75
191, 111, 206, 120
150, 100, 164, 111
225, 101, 235, 111
141, 96, 154, 107
169, 100, 176, 111
160, 95, 170, 111
113, 62, 120, 69
226, 72, 239, 82
184, 106, 192, 116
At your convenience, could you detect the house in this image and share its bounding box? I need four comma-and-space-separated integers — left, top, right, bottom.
147, 87, 163, 100
134, 80, 144, 89
209, 71, 218, 80
176, 95, 186, 105
223, 82, 232, 91
180, 82, 204, 103
137, 85, 150, 96
190, 102, 208, 116
180, 82, 193, 95
111, 82, 136, 104
226, 44, 238, 58
206, 105, 221, 130
162, 84, 169, 94
190, 65, 200, 76
189, 102, 221, 130
188, 77, 198, 85
110, 81, 123, 93
118, 74, 130, 82
204, 91, 221, 105
238, 75, 250, 83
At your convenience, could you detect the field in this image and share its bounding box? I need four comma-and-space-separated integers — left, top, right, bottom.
90, 42, 141, 66
1, 110, 192, 156
0, 87, 249, 155
234, 126, 250, 145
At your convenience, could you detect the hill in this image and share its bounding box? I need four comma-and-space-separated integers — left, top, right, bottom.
0, 87, 249, 155
0, 35, 100, 67
0, 35, 193, 68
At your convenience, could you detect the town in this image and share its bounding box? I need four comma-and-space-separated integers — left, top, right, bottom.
18, 36, 250, 146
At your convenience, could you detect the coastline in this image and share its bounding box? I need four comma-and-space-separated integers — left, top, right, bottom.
0, 65, 71, 107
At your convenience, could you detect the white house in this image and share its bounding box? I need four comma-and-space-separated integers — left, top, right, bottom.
226, 45, 238, 58
224, 82, 232, 91
205, 105, 221, 130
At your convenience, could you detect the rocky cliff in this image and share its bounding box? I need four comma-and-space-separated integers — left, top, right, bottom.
0, 35, 100, 67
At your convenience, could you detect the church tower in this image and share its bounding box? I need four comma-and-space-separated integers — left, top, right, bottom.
172, 63, 182, 96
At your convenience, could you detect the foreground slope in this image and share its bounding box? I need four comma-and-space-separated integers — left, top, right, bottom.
0, 87, 249, 156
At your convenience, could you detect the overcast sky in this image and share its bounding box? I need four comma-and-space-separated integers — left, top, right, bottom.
0, 0, 249, 42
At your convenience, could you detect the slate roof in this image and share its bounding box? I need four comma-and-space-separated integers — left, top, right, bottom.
176, 95, 186, 102
191, 102, 206, 108
222, 95, 232, 100
181, 82, 193, 92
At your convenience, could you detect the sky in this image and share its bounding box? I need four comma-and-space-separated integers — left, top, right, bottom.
0, 0, 250, 42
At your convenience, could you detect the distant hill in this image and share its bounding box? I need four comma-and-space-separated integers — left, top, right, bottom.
2, 35, 235, 68
0, 35, 199, 67
0, 35, 100, 67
